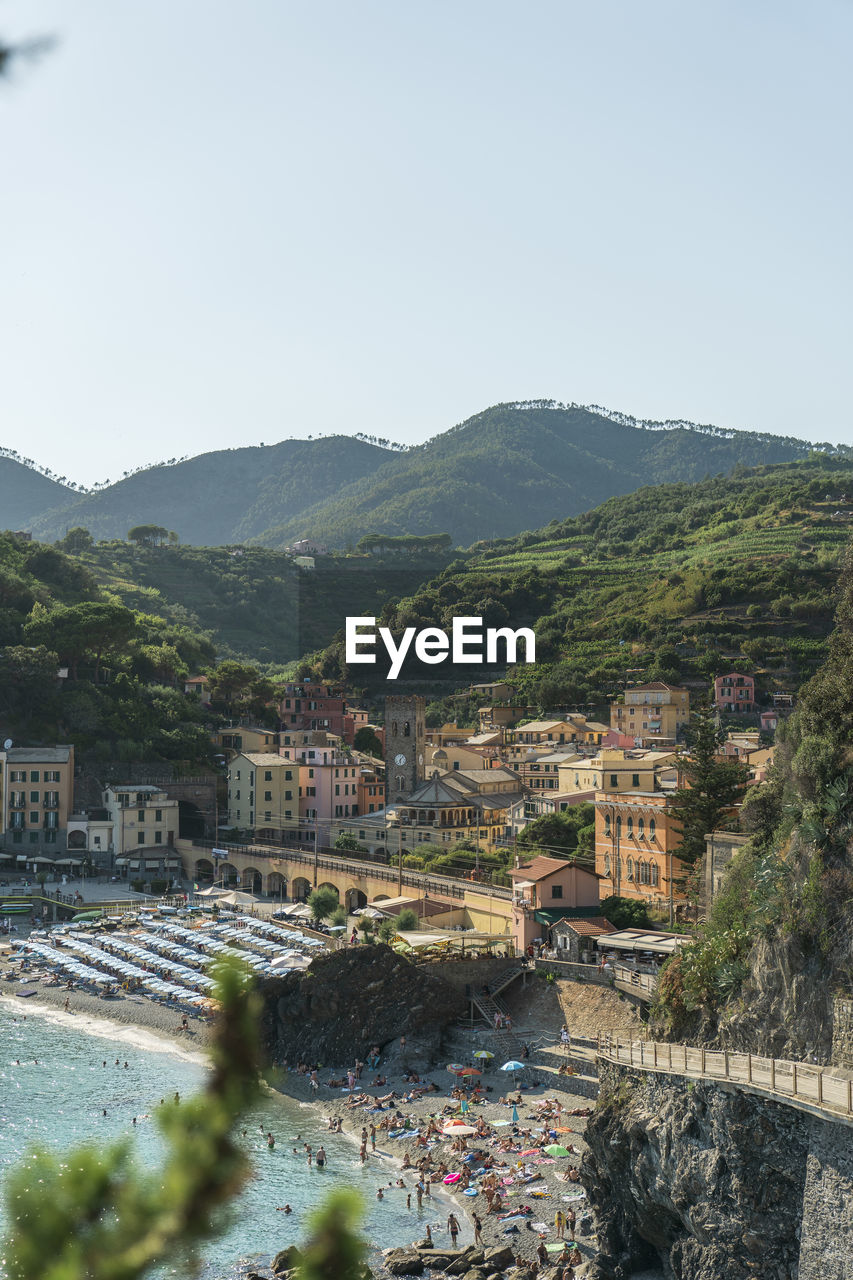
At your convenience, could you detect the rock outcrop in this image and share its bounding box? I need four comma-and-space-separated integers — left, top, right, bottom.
582, 1061, 853, 1280
259, 944, 465, 1069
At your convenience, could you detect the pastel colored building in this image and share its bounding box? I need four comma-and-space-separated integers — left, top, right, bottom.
609, 683, 690, 745
593, 790, 688, 909
0, 744, 75, 858
508, 855, 601, 951
714, 673, 756, 713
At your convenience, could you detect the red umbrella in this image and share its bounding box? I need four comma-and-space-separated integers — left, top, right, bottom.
520, 1148, 540, 1157
458, 1067, 482, 1077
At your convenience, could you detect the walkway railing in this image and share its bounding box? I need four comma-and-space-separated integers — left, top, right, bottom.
597, 1033, 853, 1123
534, 957, 658, 1003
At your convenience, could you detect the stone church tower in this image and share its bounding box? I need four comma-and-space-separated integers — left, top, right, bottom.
384, 694, 426, 801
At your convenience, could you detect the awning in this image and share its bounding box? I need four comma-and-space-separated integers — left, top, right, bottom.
144, 861, 160, 870
128, 861, 141, 869
114, 858, 130, 866
15, 855, 27, 862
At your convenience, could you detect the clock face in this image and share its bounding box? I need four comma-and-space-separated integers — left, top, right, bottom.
418, 754, 423, 766
394, 753, 407, 766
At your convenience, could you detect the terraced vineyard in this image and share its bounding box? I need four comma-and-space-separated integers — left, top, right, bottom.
312, 458, 853, 705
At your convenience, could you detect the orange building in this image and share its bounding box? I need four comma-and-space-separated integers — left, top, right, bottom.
593, 790, 689, 910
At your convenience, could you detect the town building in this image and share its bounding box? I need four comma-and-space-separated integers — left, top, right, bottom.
593, 790, 688, 912
702, 830, 750, 913
212, 724, 278, 760
609, 683, 690, 746
713, 673, 756, 713
278, 682, 347, 736
103, 784, 181, 880
0, 744, 75, 858
550, 915, 618, 961
507, 791, 591, 837
385, 694, 426, 801
558, 748, 677, 796
508, 855, 601, 951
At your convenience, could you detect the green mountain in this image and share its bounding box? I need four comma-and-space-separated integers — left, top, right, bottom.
29, 437, 391, 546
309, 457, 853, 703
0, 456, 75, 529
248, 403, 826, 549
11, 402, 833, 550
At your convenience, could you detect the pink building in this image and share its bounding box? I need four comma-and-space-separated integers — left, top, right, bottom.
278, 682, 346, 735
508, 855, 601, 951
279, 737, 362, 844
714, 672, 756, 712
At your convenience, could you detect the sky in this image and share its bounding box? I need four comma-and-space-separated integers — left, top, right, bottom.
2, 1, 852, 486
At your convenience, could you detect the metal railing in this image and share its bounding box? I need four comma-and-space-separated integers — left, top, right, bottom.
597, 1033, 853, 1122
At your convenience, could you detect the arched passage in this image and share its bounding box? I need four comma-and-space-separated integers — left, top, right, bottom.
372, 893, 390, 903
219, 862, 239, 886
266, 871, 287, 898
317, 882, 339, 901
194, 858, 214, 882
345, 887, 367, 912
241, 866, 263, 894
291, 876, 311, 901
68, 830, 86, 849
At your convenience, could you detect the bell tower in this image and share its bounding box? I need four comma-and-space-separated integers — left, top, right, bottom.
384, 695, 426, 801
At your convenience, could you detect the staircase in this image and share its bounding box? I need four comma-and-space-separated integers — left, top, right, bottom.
468, 965, 528, 1064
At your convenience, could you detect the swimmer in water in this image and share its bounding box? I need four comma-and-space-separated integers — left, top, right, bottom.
276, 1205, 292, 1214
376, 1188, 384, 1200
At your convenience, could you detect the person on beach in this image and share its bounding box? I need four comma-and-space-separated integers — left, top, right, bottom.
415, 1182, 423, 1208
555, 1207, 566, 1238
423, 1224, 432, 1247
370, 1122, 376, 1150
376, 1188, 384, 1200
316, 1145, 326, 1167
267, 1132, 275, 1149
447, 1213, 459, 1247
566, 1206, 576, 1236
472, 1213, 483, 1246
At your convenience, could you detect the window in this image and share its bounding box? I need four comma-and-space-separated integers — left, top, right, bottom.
155, 809, 162, 822
44, 812, 58, 829
137, 832, 145, 844
651, 863, 659, 886
265, 770, 273, 781
403, 721, 410, 737
30, 791, 40, 804
632, 773, 640, 787
29, 831, 39, 844
44, 829, 57, 843
264, 791, 272, 802
285, 790, 292, 800
10, 770, 25, 782
610, 773, 618, 787
138, 810, 145, 823
638, 817, 645, 838
29, 811, 39, 824
551, 884, 563, 899
604, 814, 611, 836
308, 768, 314, 778
604, 852, 611, 876
616, 816, 622, 837
649, 818, 656, 840
30, 771, 39, 782
626, 857, 634, 881
46, 770, 60, 782
154, 831, 163, 844
627, 817, 633, 837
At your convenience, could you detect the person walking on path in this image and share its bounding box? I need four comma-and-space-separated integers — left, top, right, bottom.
473, 1213, 483, 1246
447, 1213, 459, 1247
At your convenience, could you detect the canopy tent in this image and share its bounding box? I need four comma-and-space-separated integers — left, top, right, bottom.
55, 857, 84, 866
217, 890, 261, 906
597, 929, 690, 956
196, 886, 229, 897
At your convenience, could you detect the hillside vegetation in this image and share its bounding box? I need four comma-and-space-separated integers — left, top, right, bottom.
5, 401, 832, 550
71, 543, 454, 666
310, 458, 853, 701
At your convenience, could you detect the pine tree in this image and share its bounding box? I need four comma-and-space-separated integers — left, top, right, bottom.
666, 711, 750, 879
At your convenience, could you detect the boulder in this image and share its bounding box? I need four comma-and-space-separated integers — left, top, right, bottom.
460, 1270, 489, 1280
271, 1246, 302, 1275
384, 1247, 425, 1275
483, 1245, 515, 1270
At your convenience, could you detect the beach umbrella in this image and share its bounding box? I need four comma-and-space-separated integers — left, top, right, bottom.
458, 1067, 481, 1077
511, 1104, 519, 1124
459, 1098, 469, 1114
520, 1148, 540, 1157
544, 1144, 571, 1157
501, 1060, 525, 1072
446, 1063, 466, 1075
473, 1050, 494, 1060
442, 1124, 476, 1136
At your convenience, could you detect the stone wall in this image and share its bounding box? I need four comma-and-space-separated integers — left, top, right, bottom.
831, 996, 853, 1070
424, 957, 525, 995
582, 1060, 853, 1280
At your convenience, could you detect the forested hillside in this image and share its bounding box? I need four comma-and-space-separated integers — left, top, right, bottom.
28, 437, 390, 546
0, 456, 74, 528
249, 403, 824, 549
6, 401, 831, 550
72, 543, 455, 666
308, 458, 853, 704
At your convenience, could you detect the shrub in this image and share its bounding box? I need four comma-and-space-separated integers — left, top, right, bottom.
396, 908, 418, 931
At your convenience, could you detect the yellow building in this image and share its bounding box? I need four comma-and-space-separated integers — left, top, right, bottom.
213, 724, 278, 760
558, 748, 677, 796
593, 790, 688, 911
226, 752, 297, 833
609, 683, 690, 745
0, 744, 75, 858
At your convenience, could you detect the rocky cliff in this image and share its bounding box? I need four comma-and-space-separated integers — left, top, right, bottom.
581, 1061, 853, 1280
258, 944, 465, 1070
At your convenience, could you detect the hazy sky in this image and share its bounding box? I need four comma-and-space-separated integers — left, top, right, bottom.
3, 1, 851, 485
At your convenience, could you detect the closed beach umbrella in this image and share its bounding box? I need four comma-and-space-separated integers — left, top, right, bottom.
544, 1144, 571, 1157
511, 1104, 519, 1124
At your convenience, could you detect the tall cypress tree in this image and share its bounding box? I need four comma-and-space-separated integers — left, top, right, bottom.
667, 711, 750, 877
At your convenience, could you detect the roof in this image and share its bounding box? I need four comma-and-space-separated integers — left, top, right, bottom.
514, 719, 570, 733
239, 753, 289, 766
476, 791, 525, 810
405, 776, 472, 805
551, 917, 617, 938
627, 682, 685, 693
533, 907, 607, 925
455, 767, 521, 784
509, 855, 596, 882
4, 746, 72, 763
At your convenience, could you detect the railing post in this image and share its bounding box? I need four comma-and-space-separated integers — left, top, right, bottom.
654, 1043, 658, 1068
747, 1053, 752, 1084
684, 1045, 688, 1072
668, 1043, 672, 1070
701, 1048, 706, 1074
848, 1079, 852, 1115
771, 1058, 776, 1092
640, 1041, 645, 1065
724, 1049, 729, 1078
792, 1063, 798, 1097
817, 1070, 823, 1105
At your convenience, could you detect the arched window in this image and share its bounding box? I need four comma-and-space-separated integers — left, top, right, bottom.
626, 857, 634, 881
627, 816, 634, 838
638, 817, 645, 839
616, 815, 622, 837
650, 862, 659, 886
391, 721, 398, 736
604, 814, 611, 836
396, 774, 405, 790
604, 852, 611, 877
649, 817, 656, 840
639, 861, 649, 885
404, 721, 410, 737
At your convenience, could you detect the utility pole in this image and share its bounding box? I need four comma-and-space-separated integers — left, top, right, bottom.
398, 817, 403, 896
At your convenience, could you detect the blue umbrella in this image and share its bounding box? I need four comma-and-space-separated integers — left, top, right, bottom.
501, 1060, 525, 1072
511, 1104, 519, 1124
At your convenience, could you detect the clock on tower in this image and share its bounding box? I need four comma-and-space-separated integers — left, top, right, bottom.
384, 695, 426, 800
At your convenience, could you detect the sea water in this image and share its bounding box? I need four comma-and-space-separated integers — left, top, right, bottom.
0, 1000, 445, 1278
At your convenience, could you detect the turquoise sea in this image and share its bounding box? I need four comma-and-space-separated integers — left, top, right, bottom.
0, 999, 454, 1278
